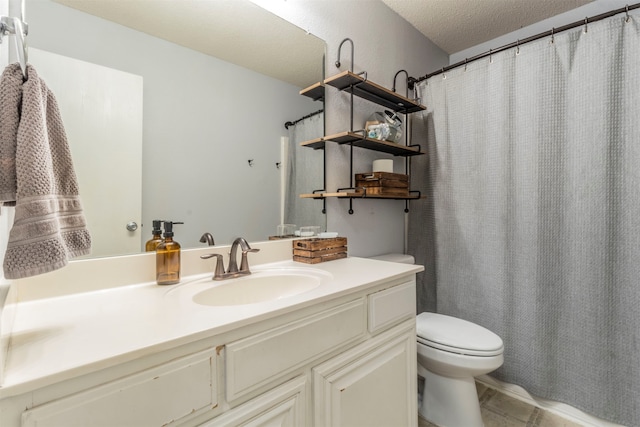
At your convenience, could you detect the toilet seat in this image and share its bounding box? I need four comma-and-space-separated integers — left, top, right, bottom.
417, 312, 503, 357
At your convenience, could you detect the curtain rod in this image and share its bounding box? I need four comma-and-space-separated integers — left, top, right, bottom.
413, 2, 640, 84
284, 108, 324, 129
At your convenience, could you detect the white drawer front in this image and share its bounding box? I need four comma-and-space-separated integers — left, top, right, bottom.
226, 298, 366, 401
22, 348, 217, 427
368, 280, 416, 333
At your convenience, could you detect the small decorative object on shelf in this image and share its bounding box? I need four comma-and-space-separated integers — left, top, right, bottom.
293, 237, 347, 264
355, 172, 409, 197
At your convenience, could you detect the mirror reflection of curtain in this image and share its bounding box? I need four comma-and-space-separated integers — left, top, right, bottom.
284, 112, 324, 229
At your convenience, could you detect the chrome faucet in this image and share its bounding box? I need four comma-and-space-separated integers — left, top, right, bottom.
200, 237, 259, 281
199, 232, 215, 246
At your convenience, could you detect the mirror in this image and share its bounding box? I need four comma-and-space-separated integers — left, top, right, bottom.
25, 0, 326, 257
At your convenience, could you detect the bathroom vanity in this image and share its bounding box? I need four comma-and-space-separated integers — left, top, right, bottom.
0, 241, 423, 426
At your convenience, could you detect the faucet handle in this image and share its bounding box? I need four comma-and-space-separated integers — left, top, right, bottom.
239, 248, 260, 273
200, 253, 225, 279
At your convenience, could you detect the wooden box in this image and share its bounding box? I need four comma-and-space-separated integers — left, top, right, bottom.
355, 172, 409, 197
293, 237, 347, 264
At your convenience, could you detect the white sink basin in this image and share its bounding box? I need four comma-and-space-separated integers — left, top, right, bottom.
182, 268, 331, 306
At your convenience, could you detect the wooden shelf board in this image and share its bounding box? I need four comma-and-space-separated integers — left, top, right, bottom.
300, 82, 325, 101
299, 193, 326, 199
323, 131, 424, 156
324, 71, 426, 113
300, 137, 326, 150
301, 191, 421, 200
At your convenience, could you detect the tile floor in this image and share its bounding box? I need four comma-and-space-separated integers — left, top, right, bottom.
418, 382, 584, 427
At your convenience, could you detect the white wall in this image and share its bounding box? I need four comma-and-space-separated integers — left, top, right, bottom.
255, 0, 449, 257
451, 0, 632, 63
25, 0, 319, 249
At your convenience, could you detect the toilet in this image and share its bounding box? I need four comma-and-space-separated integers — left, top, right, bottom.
416, 312, 503, 427
370, 253, 504, 427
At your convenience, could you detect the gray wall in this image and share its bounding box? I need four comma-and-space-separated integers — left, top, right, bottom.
258, 0, 449, 257
26, 0, 319, 249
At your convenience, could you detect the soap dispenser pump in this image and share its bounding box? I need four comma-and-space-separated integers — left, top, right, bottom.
145, 220, 164, 252
156, 221, 183, 285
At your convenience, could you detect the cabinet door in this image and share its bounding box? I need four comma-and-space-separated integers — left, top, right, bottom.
201, 376, 307, 427
313, 320, 417, 427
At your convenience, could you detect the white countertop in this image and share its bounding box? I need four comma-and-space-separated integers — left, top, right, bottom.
0, 257, 422, 398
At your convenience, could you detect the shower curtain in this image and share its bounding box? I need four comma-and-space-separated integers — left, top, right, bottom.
284, 112, 325, 228
409, 13, 640, 426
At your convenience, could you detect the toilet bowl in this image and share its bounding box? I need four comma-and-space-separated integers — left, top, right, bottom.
416, 312, 504, 427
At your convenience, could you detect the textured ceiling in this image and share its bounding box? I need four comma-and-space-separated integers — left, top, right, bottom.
53, 0, 325, 89
381, 0, 593, 54
53, 0, 594, 87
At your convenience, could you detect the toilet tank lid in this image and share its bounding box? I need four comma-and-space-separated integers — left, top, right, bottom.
369, 253, 415, 264
416, 312, 503, 353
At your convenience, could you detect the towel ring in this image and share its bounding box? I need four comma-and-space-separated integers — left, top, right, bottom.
12, 17, 27, 78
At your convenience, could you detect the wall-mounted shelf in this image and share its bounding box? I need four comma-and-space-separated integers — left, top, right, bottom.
298, 62, 426, 214
324, 132, 423, 156
300, 137, 326, 150
300, 132, 424, 156
324, 71, 426, 113
300, 191, 421, 200
300, 82, 325, 101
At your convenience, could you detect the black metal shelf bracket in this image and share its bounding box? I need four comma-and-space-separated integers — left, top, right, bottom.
335, 38, 355, 72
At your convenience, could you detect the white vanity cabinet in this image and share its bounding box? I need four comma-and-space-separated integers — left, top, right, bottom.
0, 272, 418, 427
206, 276, 418, 427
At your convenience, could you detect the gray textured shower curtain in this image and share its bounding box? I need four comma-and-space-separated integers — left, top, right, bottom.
284, 112, 325, 228
408, 14, 640, 426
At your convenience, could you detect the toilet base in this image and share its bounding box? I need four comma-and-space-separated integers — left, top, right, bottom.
418, 364, 483, 427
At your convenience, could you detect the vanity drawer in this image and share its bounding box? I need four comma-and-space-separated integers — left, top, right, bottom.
22, 348, 217, 427
225, 298, 366, 401
368, 279, 416, 333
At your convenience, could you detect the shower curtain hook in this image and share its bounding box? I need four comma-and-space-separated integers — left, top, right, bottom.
583, 17, 588, 33
489, 48, 493, 63
441, 67, 446, 79
550, 27, 555, 44
626, 5, 630, 22
464, 58, 468, 71
516, 39, 520, 55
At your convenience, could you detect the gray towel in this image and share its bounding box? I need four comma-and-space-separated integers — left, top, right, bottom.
0, 63, 91, 279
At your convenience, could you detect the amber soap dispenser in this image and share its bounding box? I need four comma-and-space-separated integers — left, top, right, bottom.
145, 219, 164, 252
156, 221, 183, 285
